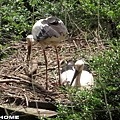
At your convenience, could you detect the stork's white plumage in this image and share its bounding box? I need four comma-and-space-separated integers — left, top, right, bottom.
26, 16, 68, 90
60, 60, 94, 90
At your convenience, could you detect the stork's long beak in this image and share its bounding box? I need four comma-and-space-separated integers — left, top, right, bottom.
70, 70, 79, 86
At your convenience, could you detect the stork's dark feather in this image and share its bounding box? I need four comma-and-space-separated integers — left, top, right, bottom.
36, 25, 60, 41
61, 60, 92, 73
47, 17, 59, 25
32, 16, 67, 41
61, 61, 75, 73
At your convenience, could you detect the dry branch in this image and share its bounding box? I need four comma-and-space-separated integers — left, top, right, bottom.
28, 59, 38, 77
0, 77, 46, 93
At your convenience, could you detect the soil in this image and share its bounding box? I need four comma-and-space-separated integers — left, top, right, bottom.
0, 34, 107, 110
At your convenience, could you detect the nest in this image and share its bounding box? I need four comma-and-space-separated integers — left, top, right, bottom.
0, 35, 105, 108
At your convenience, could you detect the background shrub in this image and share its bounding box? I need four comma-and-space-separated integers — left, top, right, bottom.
0, 0, 120, 119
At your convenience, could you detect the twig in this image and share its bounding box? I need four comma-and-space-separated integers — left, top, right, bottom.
0, 74, 21, 80
84, 32, 92, 52
0, 78, 46, 93
17, 74, 31, 81
28, 59, 38, 76
0, 79, 20, 83
24, 94, 29, 107
0, 85, 9, 91
4, 93, 24, 99
72, 40, 78, 48
93, 108, 120, 113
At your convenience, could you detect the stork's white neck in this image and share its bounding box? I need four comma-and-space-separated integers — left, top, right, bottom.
74, 70, 82, 87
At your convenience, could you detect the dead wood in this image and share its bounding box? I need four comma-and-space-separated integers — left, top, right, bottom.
0, 78, 46, 92
0, 35, 103, 111
28, 59, 38, 77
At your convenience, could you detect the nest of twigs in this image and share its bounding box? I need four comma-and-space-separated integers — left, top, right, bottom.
0, 34, 105, 108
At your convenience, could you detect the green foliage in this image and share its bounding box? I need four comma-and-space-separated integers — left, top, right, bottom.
91, 40, 120, 119
1, 0, 32, 41
0, 0, 120, 42
0, 0, 120, 119
0, 43, 17, 61
92, 40, 120, 103
47, 40, 120, 120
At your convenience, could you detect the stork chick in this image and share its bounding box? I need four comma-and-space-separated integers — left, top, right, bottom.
60, 60, 94, 90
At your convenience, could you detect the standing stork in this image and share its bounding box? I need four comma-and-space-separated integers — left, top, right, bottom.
60, 60, 94, 90
26, 16, 68, 90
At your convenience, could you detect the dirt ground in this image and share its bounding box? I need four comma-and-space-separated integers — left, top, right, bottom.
0, 34, 106, 109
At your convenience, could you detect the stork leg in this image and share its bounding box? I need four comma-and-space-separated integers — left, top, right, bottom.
43, 49, 48, 90
54, 46, 61, 86
27, 40, 32, 61
27, 45, 31, 61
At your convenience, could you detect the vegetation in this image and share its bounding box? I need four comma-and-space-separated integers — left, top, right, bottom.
46, 41, 120, 120
0, 0, 120, 120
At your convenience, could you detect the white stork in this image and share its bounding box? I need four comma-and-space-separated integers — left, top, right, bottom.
26, 16, 68, 90
60, 60, 94, 90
